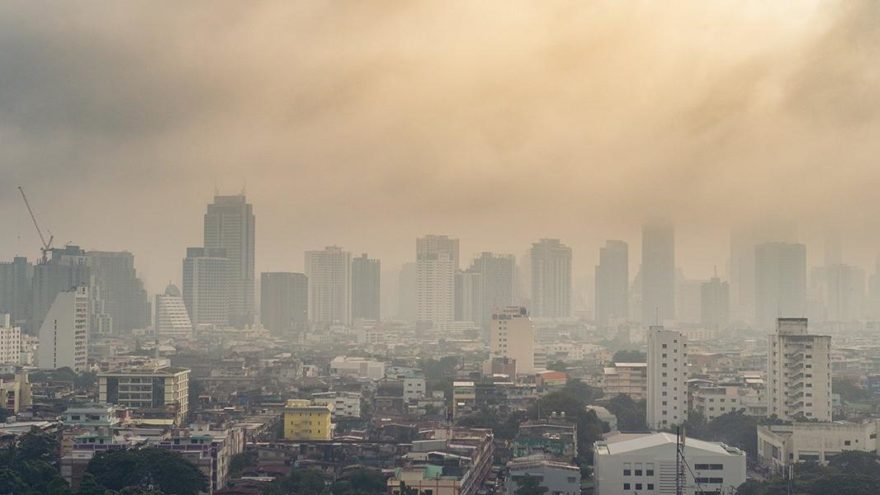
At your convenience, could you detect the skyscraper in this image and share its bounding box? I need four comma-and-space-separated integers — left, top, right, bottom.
641, 222, 675, 324
416, 235, 459, 326
305, 246, 352, 325
182, 247, 230, 326
754, 242, 806, 328
260, 272, 308, 334
823, 264, 865, 323
0, 257, 33, 331
767, 318, 831, 421
471, 252, 516, 327
646, 326, 688, 430
454, 269, 482, 324
154, 284, 193, 339
86, 251, 149, 332
204, 194, 255, 327
700, 276, 730, 328
529, 239, 572, 318
32, 246, 92, 335
489, 306, 534, 375
38, 286, 89, 372
351, 253, 381, 321
595, 240, 629, 325
397, 262, 417, 321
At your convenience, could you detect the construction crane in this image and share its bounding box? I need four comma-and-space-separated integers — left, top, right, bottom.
17, 186, 54, 263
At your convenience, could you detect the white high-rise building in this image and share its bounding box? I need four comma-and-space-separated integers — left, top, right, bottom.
182, 247, 230, 326
490, 306, 535, 375
154, 284, 193, 339
38, 286, 89, 372
529, 239, 572, 318
305, 246, 352, 325
416, 235, 459, 326
0, 314, 22, 365
646, 326, 688, 430
204, 194, 256, 327
767, 318, 832, 422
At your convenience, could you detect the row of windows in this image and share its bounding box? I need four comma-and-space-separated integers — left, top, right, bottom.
623, 468, 655, 476
623, 483, 654, 491
695, 477, 724, 484
694, 464, 723, 470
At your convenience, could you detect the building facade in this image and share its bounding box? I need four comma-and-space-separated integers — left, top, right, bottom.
646, 326, 688, 430
98, 366, 190, 425
755, 242, 806, 328
0, 257, 33, 332
530, 239, 572, 318
351, 253, 380, 321
260, 272, 308, 333
182, 247, 230, 326
602, 362, 648, 401
203, 194, 256, 327
641, 222, 676, 324
38, 286, 89, 372
767, 318, 832, 422
154, 284, 193, 339
490, 307, 535, 375
0, 314, 22, 364
416, 235, 459, 326
305, 246, 352, 325
595, 240, 629, 325
283, 399, 333, 441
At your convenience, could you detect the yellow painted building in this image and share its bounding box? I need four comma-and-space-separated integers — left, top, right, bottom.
283, 399, 333, 441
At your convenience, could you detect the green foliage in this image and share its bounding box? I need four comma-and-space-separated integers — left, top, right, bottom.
457, 408, 527, 440
87, 448, 208, 495
329, 468, 386, 495
611, 350, 646, 363
737, 451, 880, 495
229, 450, 258, 477
686, 410, 759, 457
263, 468, 328, 495
514, 475, 549, 495
832, 378, 872, 403
77, 473, 111, 495
547, 361, 567, 372
530, 384, 606, 466
605, 394, 647, 431
0, 429, 71, 495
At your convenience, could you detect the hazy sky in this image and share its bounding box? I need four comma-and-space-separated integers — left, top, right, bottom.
2, 1, 880, 294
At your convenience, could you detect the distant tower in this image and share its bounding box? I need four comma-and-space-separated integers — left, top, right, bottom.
351, 254, 381, 321
754, 242, 806, 328
182, 247, 230, 326
203, 194, 255, 327
529, 239, 572, 318
700, 275, 729, 328
641, 222, 675, 324
305, 246, 352, 325
154, 284, 193, 339
260, 272, 308, 334
416, 235, 459, 326
595, 240, 629, 325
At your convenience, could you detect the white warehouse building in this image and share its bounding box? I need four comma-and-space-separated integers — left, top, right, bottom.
594, 432, 746, 495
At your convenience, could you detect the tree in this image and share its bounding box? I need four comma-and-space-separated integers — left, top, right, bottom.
17, 426, 59, 463
263, 468, 327, 495
87, 448, 208, 495
77, 473, 111, 495
228, 450, 257, 478
514, 475, 548, 495
330, 468, 386, 495
611, 350, 646, 363
605, 395, 647, 431
548, 361, 567, 372
832, 378, 872, 403
826, 451, 880, 478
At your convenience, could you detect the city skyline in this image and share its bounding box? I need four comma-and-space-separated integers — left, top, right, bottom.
3, 2, 880, 295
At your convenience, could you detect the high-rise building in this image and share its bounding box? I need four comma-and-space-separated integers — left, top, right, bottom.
729, 223, 798, 325
351, 253, 380, 321
416, 235, 459, 325
641, 222, 675, 324
397, 262, 417, 321
260, 272, 308, 333
204, 194, 255, 327
455, 269, 482, 324
0, 314, 22, 365
85, 251, 149, 332
38, 286, 89, 372
471, 252, 516, 327
154, 284, 193, 339
700, 276, 730, 328
767, 318, 831, 422
529, 239, 572, 318
0, 257, 33, 332
646, 326, 688, 430
823, 264, 865, 323
182, 247, 230, 326
32, 246, 92, 336
305, 246, 352, 325
755, 242, 806, 328
595, 241, 629, 325
489, 306, 534, 375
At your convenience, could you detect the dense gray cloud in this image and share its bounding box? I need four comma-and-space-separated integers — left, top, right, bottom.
1, 1, 879, 293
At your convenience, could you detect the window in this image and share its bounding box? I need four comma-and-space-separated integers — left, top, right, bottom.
845, 440, 851, 446
646, 464, 654, 476
647, 484, 654, 490
636, 483, 643, 490
567, 477, 578, 483
624, 483, 631, 490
